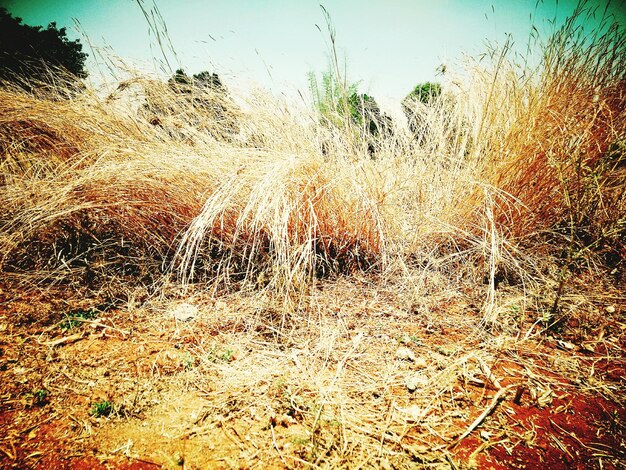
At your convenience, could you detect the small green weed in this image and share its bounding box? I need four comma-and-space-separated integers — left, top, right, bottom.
290, 436, 310, 446
398, 334, 422, 346
60, 308, 99, 331
91, 400, 113, 417
181, 351, 195, 369
204, 343, 235, 363
539, 308, 552, 327
24, 389, 50, 407
34, 389, 49, 404
220, 349, 234, 363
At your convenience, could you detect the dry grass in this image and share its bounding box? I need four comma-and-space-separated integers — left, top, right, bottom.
2, 7, 624, 302
1, 275, 623, 468
1, 3, 625, 467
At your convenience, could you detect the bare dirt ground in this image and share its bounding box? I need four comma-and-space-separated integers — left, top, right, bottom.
1, 278, 624, 469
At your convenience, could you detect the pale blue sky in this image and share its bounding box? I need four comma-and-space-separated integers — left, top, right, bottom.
3, 0, 625, 105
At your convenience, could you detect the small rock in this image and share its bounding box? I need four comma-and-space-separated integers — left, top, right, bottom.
279, 414, 297, 427
405, 374, 429, 392
396, 347, 416, 362
401, 404, 423, 421
555, 339, 575, 351
169, 302, 198, 321
436, 346, 455, 356
156, 349, 182, 369
606, 305, 616, 314
414, 357, 428, 369
581, 342, 595, 353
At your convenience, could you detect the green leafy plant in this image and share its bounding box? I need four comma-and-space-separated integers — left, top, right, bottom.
34, 388, 49, 405
91, 400, 113, 417
0, 8, 87, 93
307, 5, 391, 155
307, 69, 358, 131
402, 82, 442, 136
398, 335, 422, 346
220, 349, 234, 363
181, 351, 195, 369
404, 82, 442, 106
60, 308, 98, 331
24, 388, 50, 407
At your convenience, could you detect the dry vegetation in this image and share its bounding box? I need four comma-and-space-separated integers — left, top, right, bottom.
1, 4, 625, 469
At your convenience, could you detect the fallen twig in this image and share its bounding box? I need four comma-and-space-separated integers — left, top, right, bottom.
59, 317, 130, 336
270, 424, 288, 468
475, 355, 502, 389
39, 333, 84, 347
20, 416, 54, 436
0, 444, 15, 460
449, 385, 515, 449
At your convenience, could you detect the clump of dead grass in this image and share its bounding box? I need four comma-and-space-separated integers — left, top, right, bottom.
0, 3, 624, 329
460, 2, 626, 254
0, 76, 390, 299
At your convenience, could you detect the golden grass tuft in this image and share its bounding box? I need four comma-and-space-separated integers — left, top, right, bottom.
1, 4, 624, 321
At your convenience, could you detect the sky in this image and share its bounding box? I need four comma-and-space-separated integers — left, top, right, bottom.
2, 0, 626, 107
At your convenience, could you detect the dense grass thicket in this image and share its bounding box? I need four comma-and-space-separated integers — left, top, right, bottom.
1, 6, 624, 325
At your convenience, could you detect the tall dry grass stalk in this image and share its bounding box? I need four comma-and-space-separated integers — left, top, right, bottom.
460, 2, 626, 243
1, 3, 624, 324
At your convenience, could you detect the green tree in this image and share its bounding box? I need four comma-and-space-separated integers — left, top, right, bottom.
348, 92, 392, 138
167, 69, 226, 95
191, 71, 226, 93
402, 82, 442, 135
308, 71, 392, 155
404, 82, 441, 106
308, 69, 359, 131
0, 8, 87, 90
167, 68, 192, 90
145, 68, 239, 140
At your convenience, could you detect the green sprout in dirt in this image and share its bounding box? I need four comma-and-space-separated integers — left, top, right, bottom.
24, 389, 50, 407
60, 307, 99, 331
34, 389, 49, 405
220, 349, 235, 363
398, 334, 423, 346
91, 400, 114, 417
204, 346, 235, 363
181, 351, 195, 369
